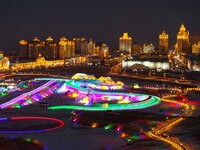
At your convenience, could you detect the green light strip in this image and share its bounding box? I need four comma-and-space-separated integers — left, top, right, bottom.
48, 96, 160, 111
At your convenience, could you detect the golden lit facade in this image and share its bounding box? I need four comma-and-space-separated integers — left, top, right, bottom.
0, 51, 9, 70
59, 37, 75, 59
12, 55, 64, 71
19, 40, 28, 58
45, 36, 58, 59
159, 31, 169, 52
28, 37, 45, 59
119, 33, 132, 54
175, 24, 191, 54
192, 42, 200, 55
100, 44, 109, 58
88, 39, 95, 54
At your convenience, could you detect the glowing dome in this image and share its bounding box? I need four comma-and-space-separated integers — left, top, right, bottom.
71, 73, 96, 80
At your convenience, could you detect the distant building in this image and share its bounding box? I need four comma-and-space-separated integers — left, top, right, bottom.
122, 54, 170, 70
12, 54, 64, 71
159, 31, 169, 52
59, 36, 75, 59
175, 24, 191, 54
143, 44, 155, 53
131, 43, 142, 55
73, 38, 88, 54
73, 38, 81, 54
88, 39, 95, 54
80, 38, 88, 54
28, 37, 45, 59
119, 33, 132, 54
0, 51, 9, 70
100, 44, 109, 58
45, 36, 58, 59
19, 40, 28, 58
192, 42, 200, 55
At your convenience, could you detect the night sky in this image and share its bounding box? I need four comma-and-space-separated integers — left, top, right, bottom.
0, 0, 200, 51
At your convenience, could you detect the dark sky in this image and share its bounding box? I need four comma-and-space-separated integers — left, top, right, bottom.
0, 0, 200, 51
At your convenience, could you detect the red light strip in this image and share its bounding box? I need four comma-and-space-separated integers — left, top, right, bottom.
8, 116, 65, 132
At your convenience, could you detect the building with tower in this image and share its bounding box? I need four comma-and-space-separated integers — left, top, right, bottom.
175, 24, 191, 55
159, 31, 169, 53
119, 33, 132, 54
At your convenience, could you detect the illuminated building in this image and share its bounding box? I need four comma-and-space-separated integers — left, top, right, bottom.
73, 38, 88, 54
132, 43, 142, 55
192, 42, 200, 55
119, 33, 132, 54
80, 38, 88, 54
12, 54, 65, 71
45, 36, 58, 59
88, 39, 95, 54
59, 36, 75, 59
100, 44, 109, 58
159, 31, 169, 52
122, 58, 169, 70
19, 40, 28, 58
73, 38, 81, 54
122, 54, 170, 70
0, 51, 9, 70
143, 44, 155, 53
94, 46, 100, 55
28, 37, 45, 59
175, 24, 191, 54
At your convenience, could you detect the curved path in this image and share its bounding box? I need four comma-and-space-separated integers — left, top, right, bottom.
147, 95, 194, 150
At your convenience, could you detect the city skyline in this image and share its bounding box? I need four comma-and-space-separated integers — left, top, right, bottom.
0, 0, 200, 51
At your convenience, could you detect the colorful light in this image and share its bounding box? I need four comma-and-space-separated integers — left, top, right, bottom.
0, 116, 64, 133
91, 122, 98, 128
48, 96, 160, 111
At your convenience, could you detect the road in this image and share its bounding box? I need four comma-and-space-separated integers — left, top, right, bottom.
147, 95, 194, 150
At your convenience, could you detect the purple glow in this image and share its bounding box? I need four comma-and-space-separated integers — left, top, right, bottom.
0, 80, 56, 109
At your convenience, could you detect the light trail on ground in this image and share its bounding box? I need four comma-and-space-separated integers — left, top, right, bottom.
147, 96, 194, 150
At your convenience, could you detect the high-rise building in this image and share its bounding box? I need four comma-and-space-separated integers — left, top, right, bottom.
59, 37, 75, 59
28, 37, 45, 59
73, 38, 88, 54
45, 36, 58, 59
80, 38, 88, 54
175, 24, 191, 54
119, 33, 132, 54
19, 40, 28, 58
100, 44, 109, 58
73, 38, 81, 54
88, 39, 95, 54
159, 31, 169, 52
66, 41, 75, 58
59, 36, 67, 59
